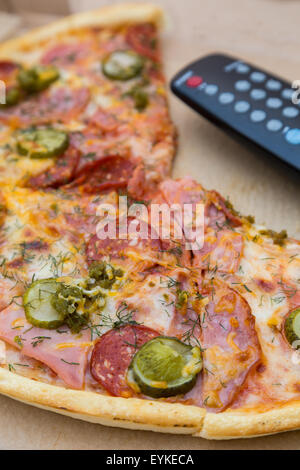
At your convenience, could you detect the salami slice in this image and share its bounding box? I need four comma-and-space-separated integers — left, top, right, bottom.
90, 324, 159, 397
198, 278, 261, 411
0, 87, 89, 125
0, 60, 19, 79
86, 217, 162, 264
28, 146, 80, 189
41, 42, 90, 66
69, 155, 136, 193
126, 23, 160, 62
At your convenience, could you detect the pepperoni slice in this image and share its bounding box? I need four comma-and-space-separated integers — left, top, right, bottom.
91, 325, 159, 397
86, 217, 162, 264
70, 155, 136, 193
88, 108, 119, 133
198, 278, 261, 411
41, 42, 90, 66
0, 87, 89, 125
0, 60, 19, 79
28, 146, 80, 188
126, 23, 160, 62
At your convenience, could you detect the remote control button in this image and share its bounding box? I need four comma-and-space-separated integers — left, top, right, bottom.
266, 79, 282, 91
186, 75, 203, 87
285, 128, 300, 145
250, 72, 266, 83
219, 92, 235, 104
266, 97, 282, 109
236, 63, 250, 74
250, 110, 266, 122
234, 101, 250, 113
250, 89, 266, 100
282, 106, 299, 118
266, 119, 283, 132
282, 88, 294, 100
235, 80, 251, 92
204, 84, 218, 96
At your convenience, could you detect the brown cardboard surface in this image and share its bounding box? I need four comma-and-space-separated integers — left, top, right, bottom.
0, 0, 299, 450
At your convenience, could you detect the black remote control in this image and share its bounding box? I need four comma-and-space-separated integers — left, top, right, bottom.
170, 53, 300, 172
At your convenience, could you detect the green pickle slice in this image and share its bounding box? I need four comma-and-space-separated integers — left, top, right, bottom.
16, 128, 69, 159
23, 279, 65, 329
18, 65, 59, 93
128, 336, 202, 398
102, 50, 144, 80
284, 308, 300, 346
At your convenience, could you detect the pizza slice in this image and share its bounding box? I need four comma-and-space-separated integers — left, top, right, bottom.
0, 4, 299, 441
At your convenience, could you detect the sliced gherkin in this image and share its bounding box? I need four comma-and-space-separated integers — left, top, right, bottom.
284, 308, 300, 346
23, 279, 65, 329
18, 65, 59, 93
128, 336, 202, 398
102, 50, 144, 81
16, 128, 69, 159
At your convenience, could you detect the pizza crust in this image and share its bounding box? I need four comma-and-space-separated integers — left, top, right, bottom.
0, 2, 299, 440
0, 3, 165, 60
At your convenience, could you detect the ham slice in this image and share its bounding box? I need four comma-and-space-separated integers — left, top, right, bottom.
160, 177, 243, 274
0, 304, 92, 389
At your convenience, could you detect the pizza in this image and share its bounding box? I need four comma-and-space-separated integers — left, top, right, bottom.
0, 3, 299, 441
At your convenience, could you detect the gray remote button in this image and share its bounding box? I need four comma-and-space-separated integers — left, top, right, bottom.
266, 79, 282, 91
282, 88, 294, 100
219, 92, 235, 104
235, 80, 251, 92
250, 110, 266, 122
250, 72, 266, 83
204, 84, 218, 96
266, 98, 282, 109
266, 119, 283, 132
236, 63, 250, 74
250, 89, 266, 100
282, 106, 299, 118
285, 128, 300, 144
234, 100, 250, 113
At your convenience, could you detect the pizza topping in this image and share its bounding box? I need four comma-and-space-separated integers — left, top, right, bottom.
41, 42, 90, 66
0, 303, 91, 389
284, 307, 300, 346
28, 145, 80, 188
23, 279, 65, 330
18, 65, 59, 93
128, 336, 202, 398
198, 279, 261, 411
102, 50, 144, 80
23, 276, 107, 333
0, 86, 22, 108
0, 60, 20, 78
16, 128, 69, 159
90, 324, 159, 397
69, 155, 136, 193
126, 23, 159, 62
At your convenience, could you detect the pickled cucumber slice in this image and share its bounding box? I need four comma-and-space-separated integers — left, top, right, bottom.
284, 308, 300, 346
128, 336, 202, 398
102, 50, 144, 80
18, 65, 59, 93
17, 128, 69, 159
23, 279, 65, 329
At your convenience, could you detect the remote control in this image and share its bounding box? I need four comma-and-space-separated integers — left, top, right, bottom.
170, 53, 300, 172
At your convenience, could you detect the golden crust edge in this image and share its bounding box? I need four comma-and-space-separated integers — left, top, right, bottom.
0, 368, 205, 434
3, 368, 300, 439
197, 404, 300, 440
0, 3, 165, 58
